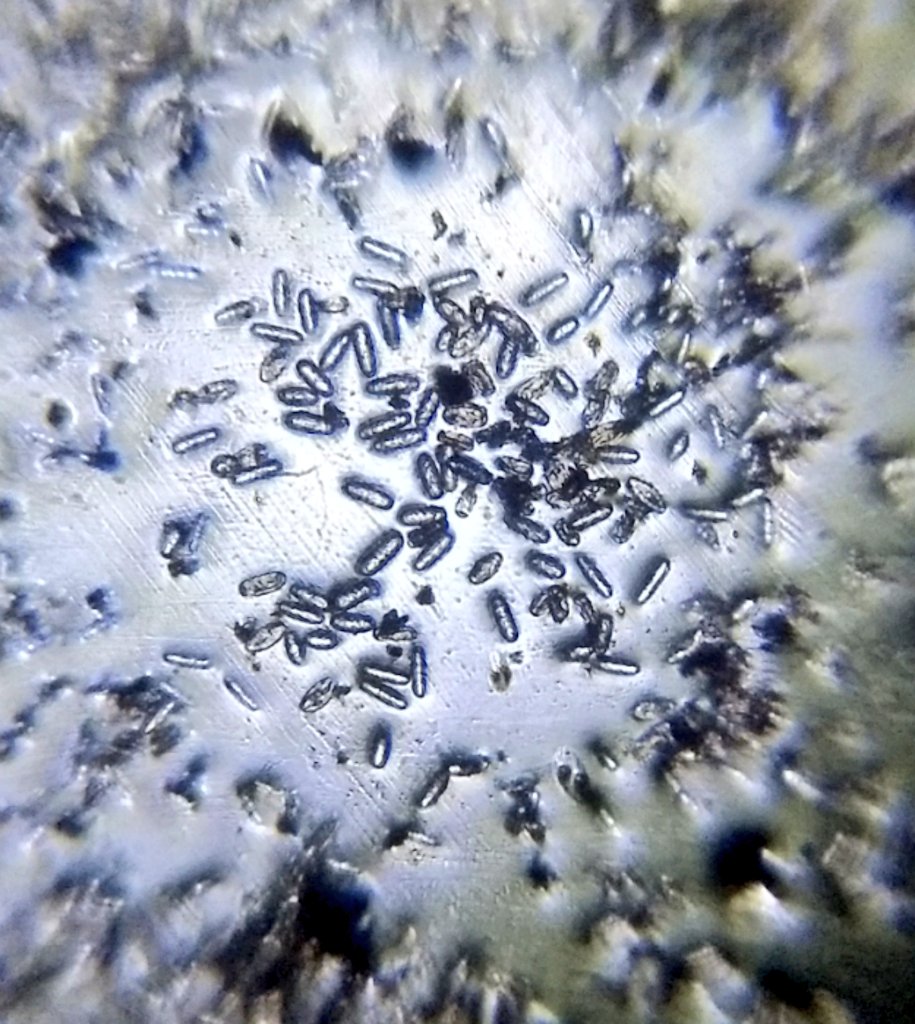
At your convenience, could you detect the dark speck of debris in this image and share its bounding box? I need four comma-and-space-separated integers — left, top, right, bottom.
384, 821, 413, 849
707, 825, 774, 894
416, 585, 435, 606
134, 289, 156, 319
46, 400, 71, 429
266, 107, 323, 166
434, 366, 474, 407
386, 110, 436, 173
85, 587, 113, 616
47, 236, 98, 277
527, 851, 558, 890
758, 968, 816, 1011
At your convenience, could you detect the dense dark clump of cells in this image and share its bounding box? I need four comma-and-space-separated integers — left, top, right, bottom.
212, 828, 377, 1010
0, 673, 189, 842
629, 594, 789, 778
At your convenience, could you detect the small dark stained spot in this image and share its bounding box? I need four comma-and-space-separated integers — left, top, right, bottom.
266, 108, 323, 166
647, 66, 673, 106
881, 170, 915, 215
55, 810, 90, 837
383, 820, 413, 849
134, 289, 156, 319
526, 852, 558, 889
46, 400, 71, 429
47, 235, 98, 277
386, 111, 436, 173
708, 825, 774, 894
400, 285, 425, 322
85, 587, 113, 616
415, 585, 435, 606
758, 967, 815, 1010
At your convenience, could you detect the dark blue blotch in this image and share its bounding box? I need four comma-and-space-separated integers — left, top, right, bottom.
84, 444, 121, 473
881, 171, 915, 215
386, 113, 436, 174
708, 825, 774, 893
47, 236, 98, 277
267, 110, 323, 166
86, 587, 115, 622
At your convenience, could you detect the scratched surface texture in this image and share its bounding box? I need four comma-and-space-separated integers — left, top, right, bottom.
0, 1, 914, 1022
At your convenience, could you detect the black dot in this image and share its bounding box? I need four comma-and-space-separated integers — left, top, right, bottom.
526, 852, 558, 890
400, 286, 425, 322
708, 826, 774, 893
134, 290, 156, 319
758, 967, 815, 1010
54, 811, 88, 838
386, 117, 436, 173
46, 400, 71, 429
415, 586, 435, 606
47, 236, 98, 277
86, 587, 112, 615
434, 366, 474, 407
557, 465, 590, 501
383, 821, 412, 849
266, 109, 323, 166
